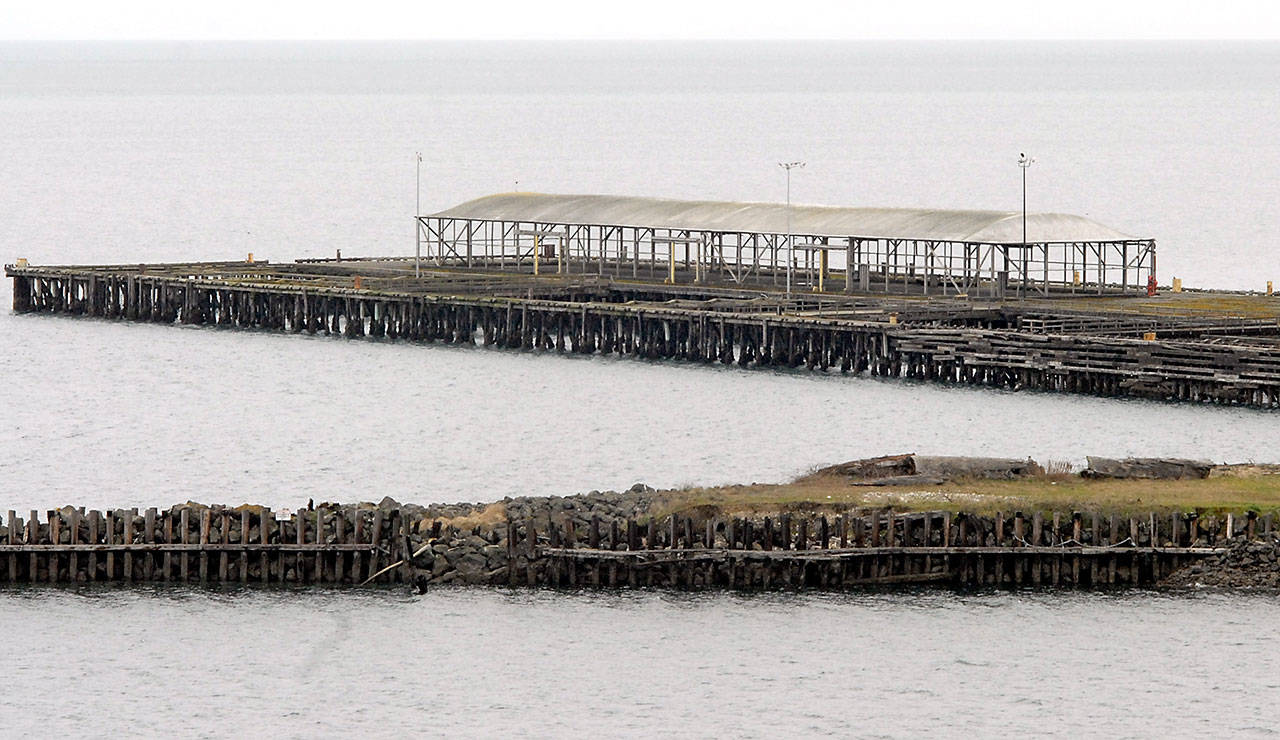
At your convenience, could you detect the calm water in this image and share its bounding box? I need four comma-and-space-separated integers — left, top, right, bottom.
3, 586, 1279, 738
2, 42, 1279, 737
4, 44, 1280, 511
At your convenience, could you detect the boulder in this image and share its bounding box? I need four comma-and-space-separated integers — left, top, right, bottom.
813, 453, 1037, 482
912, 456, 1038, 480
816, 453, 915, 479
1084, 457, 1213, 480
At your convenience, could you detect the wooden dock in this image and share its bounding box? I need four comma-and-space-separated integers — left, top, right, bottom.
7, 257, 1280, 407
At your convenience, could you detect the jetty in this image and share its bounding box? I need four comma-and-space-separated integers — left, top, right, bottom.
3, 451, 1275, 589
0, 504, 1256, 588
8, 192, 1280, 406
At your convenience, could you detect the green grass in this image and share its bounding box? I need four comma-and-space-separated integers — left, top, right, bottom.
653, 473, 1280, 518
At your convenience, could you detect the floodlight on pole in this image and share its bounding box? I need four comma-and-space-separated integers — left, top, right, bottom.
414, 152, 424, 278
778, 161, 805, 299
1018, 152, 1034, 250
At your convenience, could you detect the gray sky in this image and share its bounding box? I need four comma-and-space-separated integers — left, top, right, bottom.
6, 0, 1280, 40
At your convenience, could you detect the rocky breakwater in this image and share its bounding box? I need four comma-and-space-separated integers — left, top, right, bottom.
404, 485, 657, 586
1162, 537, 1280, 589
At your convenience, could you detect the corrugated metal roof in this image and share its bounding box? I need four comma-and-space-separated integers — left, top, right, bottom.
428, 193, 1141, 244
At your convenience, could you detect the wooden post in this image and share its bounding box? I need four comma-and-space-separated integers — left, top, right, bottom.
335, 508, 350, 583
1050, 512, 1061, 585
1108, 513, 1119, 584
45, 510, 59, 584
370, 509, 383, 583
199, 508, 211, 583
240, 510, 250, 583
104, 510, 114, 582
66, 508, 80, 582
6, 510, 16, 583
527, 522, 539, 587
144, 508, 156, 581
399, 510, 414, 584
261, 509, 273, 583
214, 511, 228, 582
1149, 511, 1160, 581
163, 509, 173, 582
1089, 512, 1100, 585
314, 509, 324, 584
180, 508, 190, 582
122, 508, 136, 582
1128, 517, 1139, 583
1070, 512, 1081, 586
295, 510, 306, 583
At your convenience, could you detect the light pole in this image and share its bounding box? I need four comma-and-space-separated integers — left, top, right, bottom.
1018, 152, 1034, 247
778, 161, 805, 299
1018, 153, 1034, 297
415, 151, 423, 278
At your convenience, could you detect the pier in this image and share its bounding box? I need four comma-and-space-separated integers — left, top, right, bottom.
7, 192, 1280, 407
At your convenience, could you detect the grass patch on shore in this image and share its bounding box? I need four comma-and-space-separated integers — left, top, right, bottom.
655, 473, 1280, 518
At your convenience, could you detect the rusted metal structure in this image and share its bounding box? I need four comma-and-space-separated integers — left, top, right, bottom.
418, 193, 1157, 297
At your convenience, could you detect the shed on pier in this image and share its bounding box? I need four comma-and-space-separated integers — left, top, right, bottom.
417, 192, 1155, 297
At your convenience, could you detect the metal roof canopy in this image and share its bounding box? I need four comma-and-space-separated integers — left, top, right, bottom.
429, 192, 1142, 245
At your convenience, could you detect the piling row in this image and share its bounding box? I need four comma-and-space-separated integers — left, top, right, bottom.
0, 502, 1260, 588
9, 266, 1280, 407
520, 509, 1261, 589
0, 505, 414, 585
